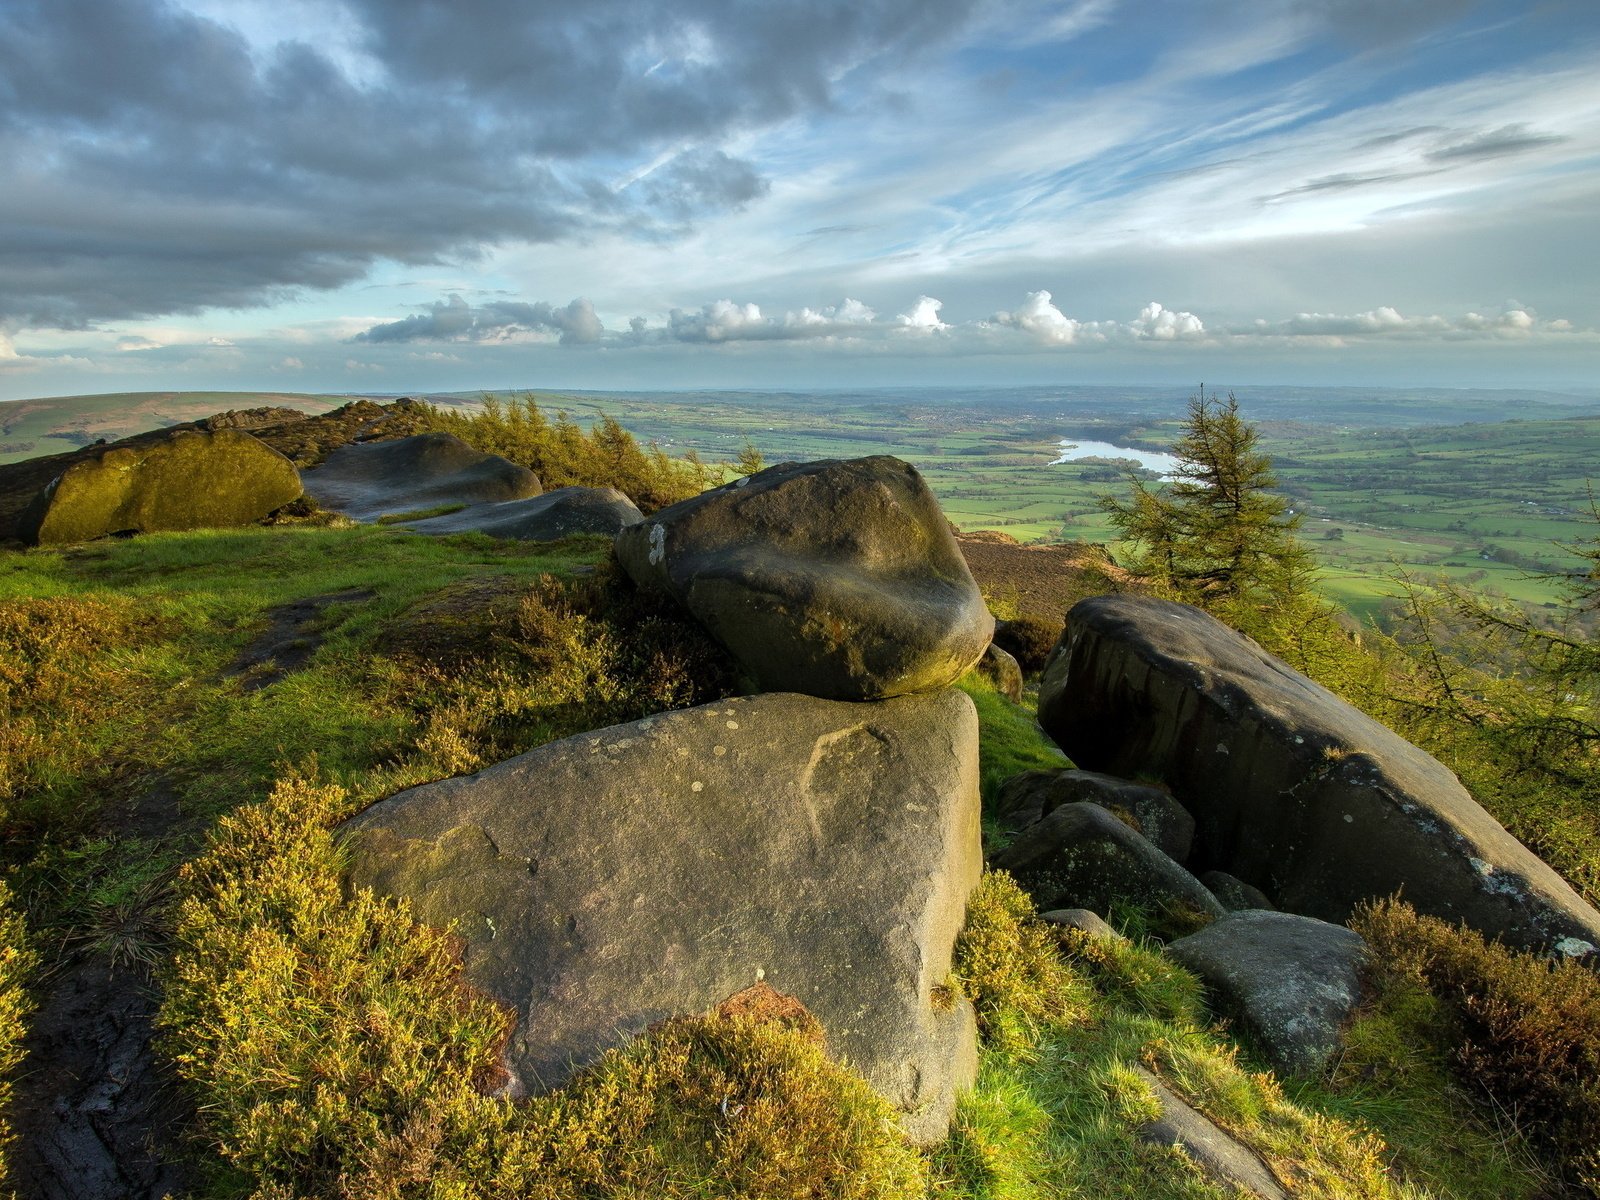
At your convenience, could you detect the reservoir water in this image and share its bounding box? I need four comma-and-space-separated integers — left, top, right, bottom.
1052, 438, 1180, 478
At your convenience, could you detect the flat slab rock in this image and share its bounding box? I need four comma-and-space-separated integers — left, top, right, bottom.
1166, 911, 1367, 1077
342, 689, 983, 1143
301, 432, 540, 521
403, 485, 643, 540
1040, 595, 1600, 955
615, 455, 993, 700
16, 427, 301, 545
1133, 1067, 1289, 1199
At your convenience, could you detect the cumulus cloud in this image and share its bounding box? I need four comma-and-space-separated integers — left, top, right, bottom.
1130, 301, 1205, 340
663, 298, 879, 342
1234, 305, 1568, 341
896, 296, 948, 331
356, 295, 604, 345
991, 291, 1091, 344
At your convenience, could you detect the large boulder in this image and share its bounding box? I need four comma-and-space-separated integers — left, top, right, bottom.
994, 768, 1195, 860
1166, 911, 1367, 1077
615, 456, 993, 700
16, 428, 302, 545
991, 802, 1225, 927
403, 486, 643, 540
301, 432, 539, 521
1039, 595, 1600, 954
342, 689, 983, 1143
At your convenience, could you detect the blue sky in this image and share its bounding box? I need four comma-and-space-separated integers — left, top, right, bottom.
2, 0, 1598, 399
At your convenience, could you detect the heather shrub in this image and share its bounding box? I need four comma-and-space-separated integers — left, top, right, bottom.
0, 881, 35, 1195
991, 615, 1061, 675
953, 871, 1091, 1049
1352, 897, 1600, 1194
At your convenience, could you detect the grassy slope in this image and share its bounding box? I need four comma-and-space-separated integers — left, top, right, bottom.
0, 525, 1560, 1198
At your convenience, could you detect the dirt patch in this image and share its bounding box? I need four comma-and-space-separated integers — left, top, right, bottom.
227, 587, 376, 691
11, 952, 195, 1200
956, 530, 1141, 624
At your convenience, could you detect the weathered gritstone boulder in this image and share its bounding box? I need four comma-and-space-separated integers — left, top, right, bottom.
17, 428, 302, 546
1166, 911, 1367, 1077
343, 688, 983, 1143
991, 802, 1225, 925
1041, 595, 1600, 955
301, 432, 539, 521
615, 456, 993, 700
1201, 871, 1277, 912
403, 485, 643, 540
1039, 908, 1126, 943
995, 768, 1195, 860
976, 643, 1024, 702
1132, 1066, 1290, 1198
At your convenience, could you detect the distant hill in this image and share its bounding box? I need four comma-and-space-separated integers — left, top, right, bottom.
0, 392, 369, 465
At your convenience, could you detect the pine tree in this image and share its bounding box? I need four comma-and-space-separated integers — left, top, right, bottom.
1102, 388, 1316, 631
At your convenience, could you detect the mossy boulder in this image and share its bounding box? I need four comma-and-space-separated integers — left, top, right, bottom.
994, 768, 1195, 859
301, 432, 539, 521
615, 455, 993, 700
16, 428, 302, 545
991, 801, 1224, 931
1040, 595, 1600, 954
341, 688, 983, 1143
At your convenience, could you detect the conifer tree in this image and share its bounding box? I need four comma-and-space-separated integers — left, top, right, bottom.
1102, 388, 1316, 632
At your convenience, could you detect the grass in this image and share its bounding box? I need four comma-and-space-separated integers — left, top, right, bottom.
0, 881, 35, 1194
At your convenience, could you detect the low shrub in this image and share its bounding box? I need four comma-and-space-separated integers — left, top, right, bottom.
0, 881, 35, 1194
953, 872, 1091, 1050
163, 773, 928, 1199
991, 615, 1062, 676
0, 594, 166, 837
1352, 897, 1600, 1195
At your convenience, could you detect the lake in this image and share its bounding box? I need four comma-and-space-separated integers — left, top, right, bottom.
1052, 438, 1180, 477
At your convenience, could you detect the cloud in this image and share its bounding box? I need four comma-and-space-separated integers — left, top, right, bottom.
0, 0, 981, 328
663, 297, 879, 342
356, 295, 605, 345
991, 290, 1092, 344
1234, 305, 1573, 341
1130, 301, 1205, 340
896, 296, 948, 331
1425, 123, 1568, 163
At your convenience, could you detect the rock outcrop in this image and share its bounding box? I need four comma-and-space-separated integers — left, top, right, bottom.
402, 486, 643, 540
1166, 911, 1367, 1077
615, 456, 993, 700
1039, 595, 1600, 954
301, 432, 539, 521
991, 802, 1225, 925
994, 768, 1195, 860
16, 428, 302, 545
1132, 1066, 1289, 1199
342, 688, 983, 1143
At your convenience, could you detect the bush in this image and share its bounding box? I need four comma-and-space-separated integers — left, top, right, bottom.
0, 881, 35, 1194
991, 616, 1061, 675
953, 872, 1091, 1049
163, 773, 928, 1199
414, 395, 712, 513
1353, 897, 1600, 1194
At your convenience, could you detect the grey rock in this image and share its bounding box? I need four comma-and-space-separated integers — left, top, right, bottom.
995, 768, 1195, 860
991, 802, 1225, 928
403, 485, 643, 540
1201, 871, 1277, 912
302, 432, 539, 521
1040, 595, 1600, 954
342, 689, 983, 1143
1166, 910, 1367, 1077
1039, 908, 1126, 942
1133, 1067, 1289, 1199
615, 456, 993, 700
976, 643, 1024, 702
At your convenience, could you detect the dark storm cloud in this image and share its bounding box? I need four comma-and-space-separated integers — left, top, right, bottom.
357, 295, 605, 345
0, 0, 978, 328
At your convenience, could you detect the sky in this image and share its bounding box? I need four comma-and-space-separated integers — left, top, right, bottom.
2, 0, 1599, 400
